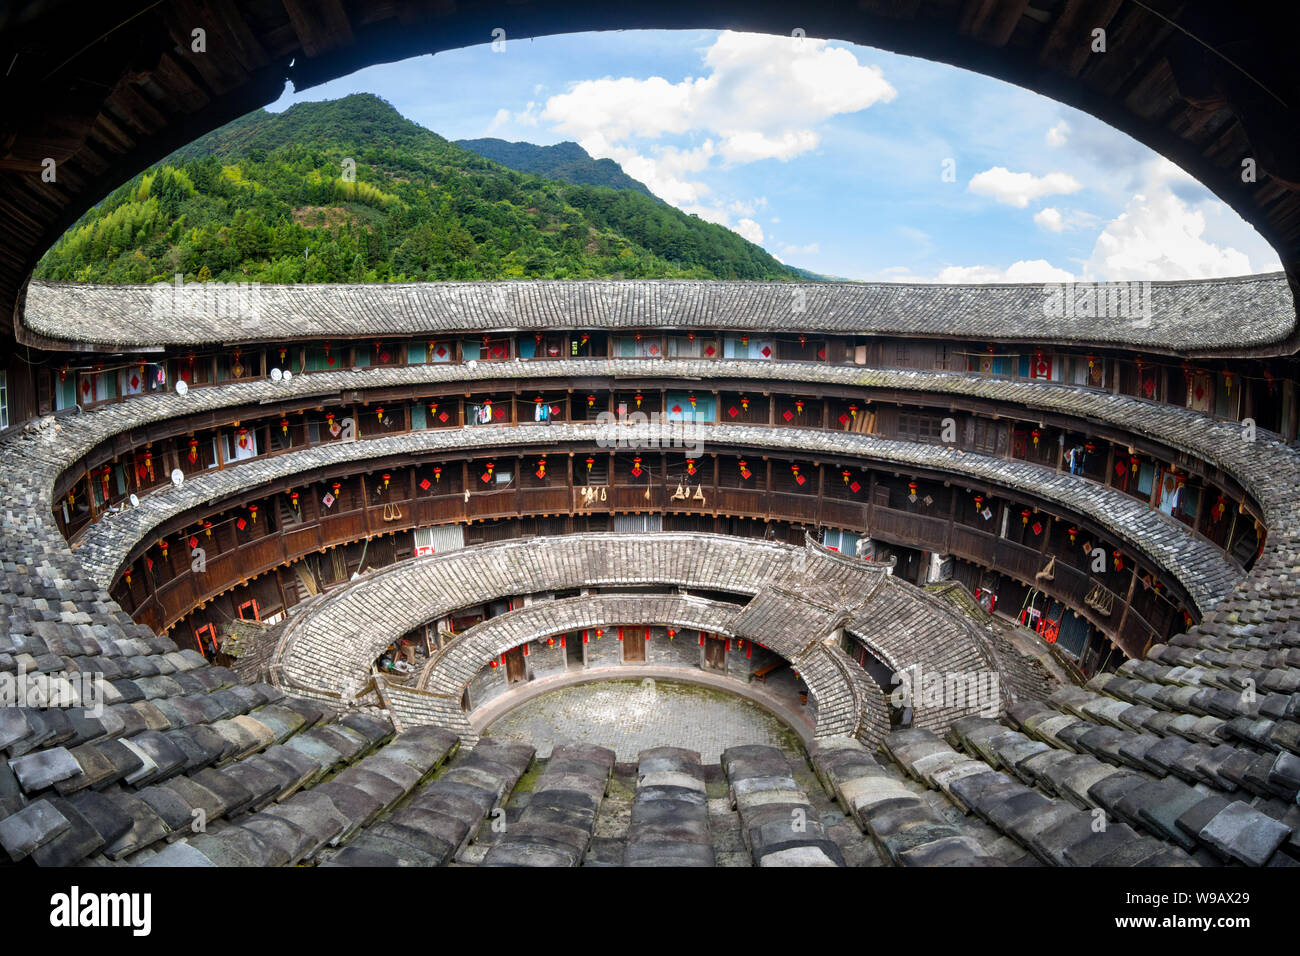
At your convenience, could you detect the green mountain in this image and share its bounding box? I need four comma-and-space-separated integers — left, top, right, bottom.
35, 93, 798, 284
456, 138, 656, 197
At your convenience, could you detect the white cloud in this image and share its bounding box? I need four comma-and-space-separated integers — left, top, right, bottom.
538, 31, 896, 229
780, 241, 820, 257
1084, 188, 1253, 281
1045, 120, 1069, 147
1034, 207, 1065, 232
968, 166, 1082, 208
486, 108, 511, 133
735, 218, 764, 243
936, 260, 1076, 284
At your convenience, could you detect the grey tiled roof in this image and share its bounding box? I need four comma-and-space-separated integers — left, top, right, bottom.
22, 274, 1294, 351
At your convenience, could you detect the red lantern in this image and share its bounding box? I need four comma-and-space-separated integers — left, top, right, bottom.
1021, 509, 1031, 526
375, 407, 384, 423
739, 460, 752, 480
332, 482, 341, 497
842, 470, 851, 484
689, 394, 697, 409
686, 459, 697, 476
124, 570, 132, 587
289, 491, 300, 510
741, 396, 749, 411
187, 438, 198, 464
595, 629, 604, 640
203, 520, 212, 537
849, 403, 858, 418
1031, 428, 1041, 447
279, 347, 287, 365
586, 394, 596, 408
249, 505, 259, 524
1130, 455, 1139, 474
280, 417, 289, 436
585, 457, 595, 473
381, 473, 391, 489
687, 332, 695, 342
428, 401, 439, 417
740, 335, 749, 346
973, 494, 984, 509
489, 660, 498, 669
546, 637, 555, 647
536, 458, 547, 480
433, 466, 442, 483
630, 457, 642, 478
1084, 442, 1095, 454
908, 481, 918, 497
634, 393, 643, 408
325, 412, 335, 429
1068, 526, 1078, 544
667, 628, 677, 640
143, 451, 154, 482
159, 540, 169, 560
1114, 553, 1124, 572
795, 400, 804, 415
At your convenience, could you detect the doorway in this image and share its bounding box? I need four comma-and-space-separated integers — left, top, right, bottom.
623, 627, 646, 662
704, 634, 727, 671
504, 645, 526, 684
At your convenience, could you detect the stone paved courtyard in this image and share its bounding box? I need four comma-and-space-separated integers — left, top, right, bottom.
481, 679, 803, 762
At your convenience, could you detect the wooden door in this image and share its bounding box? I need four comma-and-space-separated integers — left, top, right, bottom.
623, 627, 646, 662
504, 646, 526, 684
704, 634, 726, 670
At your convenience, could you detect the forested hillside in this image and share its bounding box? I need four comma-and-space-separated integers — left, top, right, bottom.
35, 94, 798, 284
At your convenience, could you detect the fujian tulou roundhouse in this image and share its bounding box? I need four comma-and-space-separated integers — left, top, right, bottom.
2, 1, 1300, 870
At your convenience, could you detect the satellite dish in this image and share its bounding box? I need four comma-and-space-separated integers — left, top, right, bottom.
129, 494, 140, 507
270, 368, 282, 382
282, 370, 292, 382
175, 379, 188, 396
170, 469, 184, 488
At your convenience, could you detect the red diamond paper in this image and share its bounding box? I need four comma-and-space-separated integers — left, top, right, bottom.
236, 518, 247, 531
728, 406, 738, 418
782, 410, 793, 422
648, 344, 660, 356
419, 479, 431, 491
671, 405, 682, 414
850, 481, 861, 493
438, 412, 449, 422
1032, 522, 1043, 536
188, 536, 198, 549
435, 345, 447, 358
740, 469, 752, 479
551, 405, 561, 415
631, 467, 642, 477
481, 472, 492, 483
704, 345, 716, 357
380, 351, 390, 363
536, 468, 546, 479
760, 346, 771, 357
838, 414, 849, 426
327, 357, 336, 367
817, 349, 825, 360
130, 374, 140, 390
1115, 462, 1126, 477
795, 475, 806, 486
490, 346, 505, 359
493, 406, 506, 420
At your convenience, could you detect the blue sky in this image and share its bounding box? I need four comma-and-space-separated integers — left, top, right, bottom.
268, 29, 1279, 283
